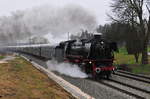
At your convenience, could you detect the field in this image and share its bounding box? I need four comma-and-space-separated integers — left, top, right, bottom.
0, 55, 5, 59
0, 55, 74, 99
114, 47, 150, 75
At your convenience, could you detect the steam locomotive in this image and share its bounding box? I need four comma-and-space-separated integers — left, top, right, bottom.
6, 33, 118, 79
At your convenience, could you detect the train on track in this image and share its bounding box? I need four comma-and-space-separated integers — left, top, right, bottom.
5, 33, 118, 79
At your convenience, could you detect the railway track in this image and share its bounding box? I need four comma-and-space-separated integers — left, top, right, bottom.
109, 78, 150, 93
99, 78, 150, 99
117, 70, 150, 80
19, 53, 150, 99
114, 70, 150, 84
99, 81, 145, 99
94, 70, 150, 99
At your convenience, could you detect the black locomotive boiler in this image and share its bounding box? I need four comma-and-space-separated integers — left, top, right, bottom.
6, 33, 118, 79
55, 33, 118, 79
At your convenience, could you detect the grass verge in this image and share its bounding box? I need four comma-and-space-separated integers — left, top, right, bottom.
0, 55, 74, 99
114, 47, 150, 75
0, 55, 5, 60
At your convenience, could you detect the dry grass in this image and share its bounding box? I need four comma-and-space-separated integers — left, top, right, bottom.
0, 56, 75, 99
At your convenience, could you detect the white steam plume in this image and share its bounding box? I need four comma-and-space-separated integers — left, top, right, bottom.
0, 4, 97, 44
23, 4, 97, 39
47, 60, 88, 78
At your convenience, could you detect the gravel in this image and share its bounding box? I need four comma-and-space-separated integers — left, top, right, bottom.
59, 75, 134, 99
21, 54, 138, 99
112, 74, 150, 92
102, 79, 150, 99
115, 72, 150, 83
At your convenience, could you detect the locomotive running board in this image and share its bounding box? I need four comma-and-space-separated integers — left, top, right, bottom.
21, 55, 94, 99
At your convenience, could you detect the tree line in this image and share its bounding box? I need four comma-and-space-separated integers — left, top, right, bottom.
97, 22, 142, 63
98, 0, 150, 64
72, 0, 150, 64
109, 0, 150, 64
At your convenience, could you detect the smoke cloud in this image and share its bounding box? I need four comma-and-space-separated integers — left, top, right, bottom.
0, 4, 97, 44
47, 60, 88, 78
23, 4, 97, 40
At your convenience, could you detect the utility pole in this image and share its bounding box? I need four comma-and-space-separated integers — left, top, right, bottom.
68, 32, 70, 40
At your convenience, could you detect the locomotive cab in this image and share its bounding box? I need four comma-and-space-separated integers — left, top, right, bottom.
86, 33, 118, 79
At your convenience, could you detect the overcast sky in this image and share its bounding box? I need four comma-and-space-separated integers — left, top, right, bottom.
0, 0, 111, 25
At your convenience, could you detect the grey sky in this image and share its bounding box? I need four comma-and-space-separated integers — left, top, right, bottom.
0, 0, 111, 25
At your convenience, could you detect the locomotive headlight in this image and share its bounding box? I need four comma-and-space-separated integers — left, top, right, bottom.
89, 61, 92, 64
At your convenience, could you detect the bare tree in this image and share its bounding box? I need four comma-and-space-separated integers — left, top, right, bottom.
110, 0, 150, 64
